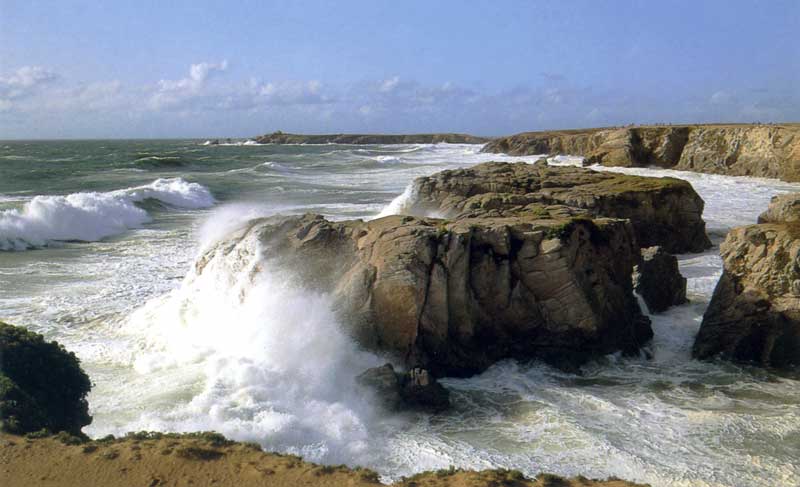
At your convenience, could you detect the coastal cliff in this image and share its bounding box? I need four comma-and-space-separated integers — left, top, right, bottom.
482, 124, 800, 181
253, 132, 491, 144
693, 193, 800, 368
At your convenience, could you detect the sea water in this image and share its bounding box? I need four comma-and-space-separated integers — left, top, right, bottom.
1, 140, 798, 486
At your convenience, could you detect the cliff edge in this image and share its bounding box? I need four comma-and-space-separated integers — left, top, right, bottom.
482, 124, 800, 181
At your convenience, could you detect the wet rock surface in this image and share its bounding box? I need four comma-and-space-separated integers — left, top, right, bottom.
633, 247, 687, 313
694, 194, 800, 368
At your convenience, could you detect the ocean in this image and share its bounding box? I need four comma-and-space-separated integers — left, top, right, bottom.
1, 139, 799, 486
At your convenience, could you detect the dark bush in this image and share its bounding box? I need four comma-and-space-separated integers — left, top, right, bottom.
0, 321, 92, 435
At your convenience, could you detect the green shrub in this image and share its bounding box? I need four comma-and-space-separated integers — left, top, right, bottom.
0, 322, 92, 435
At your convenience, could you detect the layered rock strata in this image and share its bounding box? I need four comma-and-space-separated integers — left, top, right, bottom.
403, 161, 710, 253
482, 124, 800, 182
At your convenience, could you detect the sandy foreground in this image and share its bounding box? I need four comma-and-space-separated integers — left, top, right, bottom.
0, 432, 647, 487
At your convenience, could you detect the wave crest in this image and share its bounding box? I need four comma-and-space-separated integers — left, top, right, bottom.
0, 178, 215, 250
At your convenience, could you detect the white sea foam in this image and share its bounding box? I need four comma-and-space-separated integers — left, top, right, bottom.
95, 220, 385, 464
375, 183, 418, 218
0, 178, 214, 250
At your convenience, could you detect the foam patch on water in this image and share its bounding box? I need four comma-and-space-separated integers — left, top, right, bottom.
0, 178, 214, 250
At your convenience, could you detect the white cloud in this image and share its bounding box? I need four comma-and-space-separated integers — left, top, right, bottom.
379, 76, 400, 93
150, 60, 229, 110
710, 90, 732, 105
0, 66, 58, 105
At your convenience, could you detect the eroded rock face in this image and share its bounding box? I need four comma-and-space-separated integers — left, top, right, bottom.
404, 162, 710, 253
482, 124, 800, 182
757, 193, 800, 224
693, 223, 800, 368
200, 212, 652, 376
633, 247, 687, 313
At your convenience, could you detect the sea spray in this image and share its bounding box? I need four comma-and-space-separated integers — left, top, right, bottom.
0, 178, 214, 250
106, 215, 386, 464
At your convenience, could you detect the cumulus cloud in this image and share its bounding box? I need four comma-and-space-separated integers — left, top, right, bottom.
149, 60, 228, 110
0, 66, 58, 108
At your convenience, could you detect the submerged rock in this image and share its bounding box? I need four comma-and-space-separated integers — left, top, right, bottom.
357, 363, 450, 412
693, 197, 800, 368
482, 124, 800, 182
0, 322, 92, 435
633, 247, 687, 313
405, 161, 710, 253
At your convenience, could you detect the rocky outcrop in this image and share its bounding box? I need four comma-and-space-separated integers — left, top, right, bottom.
693, 194, 800, 368
757, 193, 800, 223
199, 209, 652, 376
253, 132, 490, 144
357, 364, 450, 412
482, 124, 800, 182
403, 161, 710, 253
0, 322, 92, 435
633, 247, 687, 313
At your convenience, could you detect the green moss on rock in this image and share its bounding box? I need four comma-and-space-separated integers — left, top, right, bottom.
0, 321, 92, 435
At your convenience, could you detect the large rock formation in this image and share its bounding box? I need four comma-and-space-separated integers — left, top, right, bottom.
253, 132, 490, 144
482, 124, 800, 182
693, 194, 800, 368
633, 247, 687, 313
403, 161, 710, 253
192, 162, 719, 375
199, 212, 651, 376
0, 322, 92, 435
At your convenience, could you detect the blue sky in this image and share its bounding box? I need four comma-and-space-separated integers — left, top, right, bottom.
1, 0, 798, 138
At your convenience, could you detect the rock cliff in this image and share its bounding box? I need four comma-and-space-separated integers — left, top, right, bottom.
199, 212, 652, 376
482, 124, 800, 181
253, 132, 490, 144
403, 161, 710, 253
693, 194, 800, 368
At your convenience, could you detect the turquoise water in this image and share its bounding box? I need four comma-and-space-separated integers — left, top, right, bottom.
1, 140, 799, 486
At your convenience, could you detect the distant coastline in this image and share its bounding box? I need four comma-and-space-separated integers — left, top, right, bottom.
249, 132, 492, 145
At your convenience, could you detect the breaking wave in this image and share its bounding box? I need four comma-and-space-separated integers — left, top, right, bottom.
0, 178, 214, 250
92, 213, 385, 465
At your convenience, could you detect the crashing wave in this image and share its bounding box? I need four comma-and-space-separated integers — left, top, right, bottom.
110, 215, 383, 464
0, 178, 215, 250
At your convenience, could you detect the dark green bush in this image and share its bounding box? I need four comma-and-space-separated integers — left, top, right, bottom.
0, 321, 92, 435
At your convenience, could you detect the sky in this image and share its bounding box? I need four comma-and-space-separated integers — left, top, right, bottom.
1, 0, 798, 139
